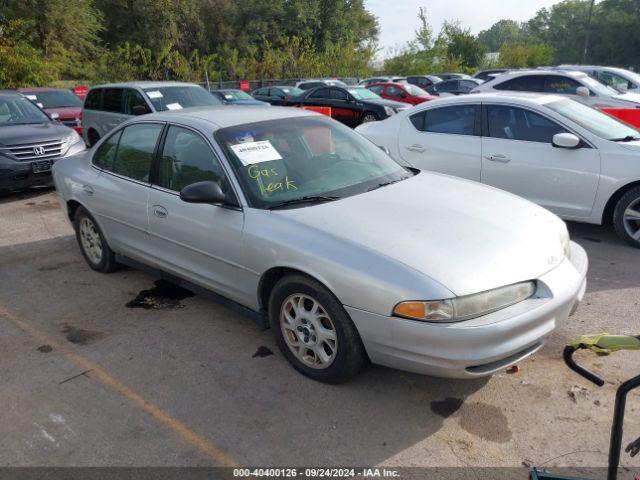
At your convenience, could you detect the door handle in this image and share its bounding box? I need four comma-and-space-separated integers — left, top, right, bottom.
82, 185, 94, 196
484, 154, 511, 163
152, 205, 168, 219
405, 144, 425, 153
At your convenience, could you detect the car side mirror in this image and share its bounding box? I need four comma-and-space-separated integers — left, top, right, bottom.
180, 181, 231, 205
553, 132, 581, 149
576, 86, 590, 97
132, 105, 149, 115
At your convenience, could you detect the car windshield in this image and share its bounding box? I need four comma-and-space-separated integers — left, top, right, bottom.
22, 90, 82, 108
546, 98, 639, 141
347, 88, 381, 100
404, 84, 429, 96
220, 90, 254, 101
143, 86, 221, 111
215, 116, 412, 209
279, 87, 304, 97
0, 96, 51, 126
581, 76, 618, 96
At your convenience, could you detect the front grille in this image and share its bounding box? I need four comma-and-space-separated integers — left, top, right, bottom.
1, 139, 64, 162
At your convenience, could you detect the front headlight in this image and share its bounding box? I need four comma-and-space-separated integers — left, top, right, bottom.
61, 130, 83, 154
384, 106, 396, 117
393, 281, 536, 323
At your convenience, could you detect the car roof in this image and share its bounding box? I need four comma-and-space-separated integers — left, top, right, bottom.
422, 92, 566, 107
138, 105, 317, 129
0, 90, 24, 98
502, 69, 588, 78
89, 81, 203, 89
17, 87, 70, 92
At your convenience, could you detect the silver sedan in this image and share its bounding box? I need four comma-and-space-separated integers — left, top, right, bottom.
52, 106, 588, 383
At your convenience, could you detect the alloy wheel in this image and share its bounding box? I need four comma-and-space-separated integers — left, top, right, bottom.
279, 293, 338, 369
623, 197, 640, 242
79, 217, 103, 265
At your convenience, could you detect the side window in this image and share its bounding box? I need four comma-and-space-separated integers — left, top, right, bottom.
330, 89, 348, 101
368, 85, 383, 95
544, 75, 582, 94
102, 88, 124, 113
112, 123, 163, 182
409, 112, 425, 131
309, 88, 330, 99
600, 71, 630, 91
494, 75, 544, 92
487, 105, 567, 143
92, 130, 122, 170
387, 85, 405, 97
84, 89, 102, 110
157, 126, 227, 192
269, 88, 285, 99
438, 81, 458, 92
124, 89, 151, 115
421, 105, 477, 135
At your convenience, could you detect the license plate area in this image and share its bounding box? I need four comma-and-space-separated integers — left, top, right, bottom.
32, 160, 53, 173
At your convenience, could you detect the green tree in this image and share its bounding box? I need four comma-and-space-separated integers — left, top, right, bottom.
478, 19, 521, 52
438, 21, 485, 70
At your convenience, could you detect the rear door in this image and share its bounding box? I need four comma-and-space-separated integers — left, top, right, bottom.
88, 122, 165, 258
329, 88, 359, 126
480, 104, 600, 218
146, 124, 248, 303
398, 103, 482, 181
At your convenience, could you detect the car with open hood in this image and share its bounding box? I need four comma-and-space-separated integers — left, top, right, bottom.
52, 106, 587, 383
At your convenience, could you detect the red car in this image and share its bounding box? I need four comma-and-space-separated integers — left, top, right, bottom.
367, 82, 437, 105
18, 87, 83, 135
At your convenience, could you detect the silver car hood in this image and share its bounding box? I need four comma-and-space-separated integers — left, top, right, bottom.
274, 173, 566, 297
613, 92, 640, 104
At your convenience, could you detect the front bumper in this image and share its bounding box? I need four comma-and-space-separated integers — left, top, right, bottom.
0, 157, 56, 191
346, 241, 588, 378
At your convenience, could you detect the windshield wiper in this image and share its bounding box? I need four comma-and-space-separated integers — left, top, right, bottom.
610, 135, 640, 142
267, 195, 340, 210
367, 177, 408, 192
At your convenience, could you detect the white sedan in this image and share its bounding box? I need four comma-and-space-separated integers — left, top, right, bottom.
356, 93, 640, 247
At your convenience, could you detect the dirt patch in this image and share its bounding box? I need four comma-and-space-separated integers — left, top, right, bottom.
252, 346, 274, 358
430, 397, 464, 418
457, 402, 512, 443
61, 325, 103, 345
431, 398, 512, 443
36, 345, 53, 353
126, 280, 194, 310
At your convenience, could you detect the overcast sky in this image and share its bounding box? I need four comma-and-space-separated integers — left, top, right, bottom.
366, 0, 561, 57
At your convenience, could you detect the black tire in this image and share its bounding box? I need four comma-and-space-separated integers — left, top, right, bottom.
613, 186, 640, 248
361, 112, 379, 123
74, 206, 118, 272
87, 129, 100, 147
268, 274, 368, 383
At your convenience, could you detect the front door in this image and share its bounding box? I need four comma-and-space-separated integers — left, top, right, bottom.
398, 103, 482, 181
146, 124, 249, 303
481, 104, 600, 219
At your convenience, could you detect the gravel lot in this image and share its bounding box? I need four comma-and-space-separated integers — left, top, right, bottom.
1, 188, 638, 471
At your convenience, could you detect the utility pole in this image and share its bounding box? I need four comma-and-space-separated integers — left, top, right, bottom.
582, 0, 596, 64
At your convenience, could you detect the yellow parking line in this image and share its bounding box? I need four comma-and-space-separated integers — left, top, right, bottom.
0, 307, 239, 467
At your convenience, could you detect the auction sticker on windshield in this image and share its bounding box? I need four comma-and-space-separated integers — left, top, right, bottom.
146, 90, 163, 99
230, 140, 283, 165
